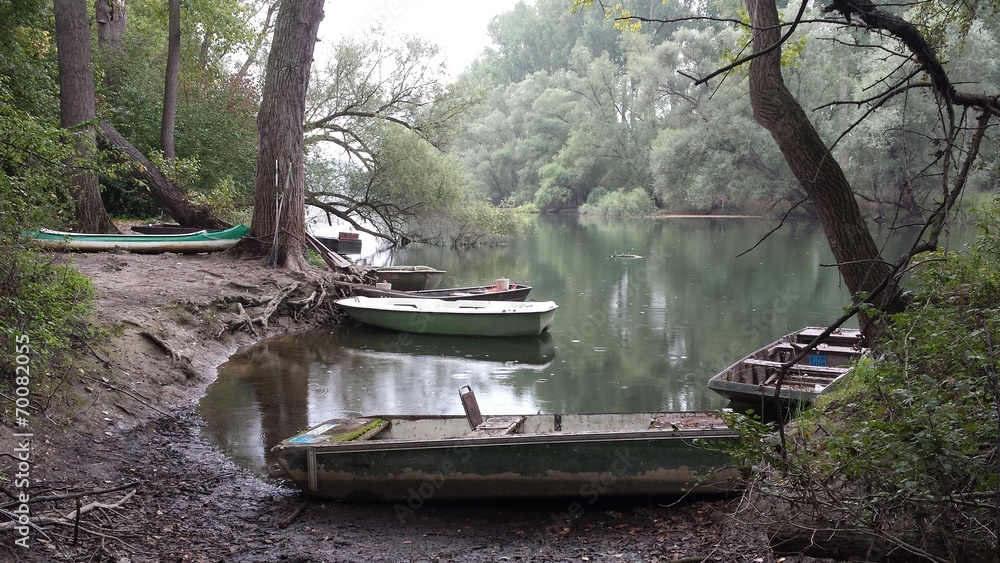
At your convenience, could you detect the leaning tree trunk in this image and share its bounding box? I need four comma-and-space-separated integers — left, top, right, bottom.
238, 0, 324, 268
54, 0, 118, 233
97, 120, 230, 229
745, 0, 904, 335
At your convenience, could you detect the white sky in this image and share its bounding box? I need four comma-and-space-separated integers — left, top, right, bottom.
318, 1, 528, 78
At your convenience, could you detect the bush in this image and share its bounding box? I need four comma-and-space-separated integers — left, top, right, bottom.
1, 242, 93, 378
732, 203, 1000, 560
579, 188, 655, 217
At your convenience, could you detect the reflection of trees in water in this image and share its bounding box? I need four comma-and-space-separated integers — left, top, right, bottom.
202, 327, 557, 473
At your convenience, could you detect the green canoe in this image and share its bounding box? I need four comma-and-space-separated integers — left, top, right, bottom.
26, 224, 249, 254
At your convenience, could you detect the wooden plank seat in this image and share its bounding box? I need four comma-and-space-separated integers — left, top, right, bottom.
744, 358, 848, 376
467, 415, 525, 437
742, 358, 849, 386
773, 342, 864, 357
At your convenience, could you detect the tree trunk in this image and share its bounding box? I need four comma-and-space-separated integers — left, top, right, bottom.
54, 0, 118, 233
161, 0, 180, 162
744, 0, 904, 335
95, 0, 126, 93
97, 119, 230, 229
238, 0, 324, 267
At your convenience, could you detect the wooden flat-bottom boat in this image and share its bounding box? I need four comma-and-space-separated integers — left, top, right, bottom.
272, 388, 739, 502
707, 326, 867, 405
28, 224, 249, 254
355, 282, 531, 302
336, 296, 557, 337
371, 265, 446, 290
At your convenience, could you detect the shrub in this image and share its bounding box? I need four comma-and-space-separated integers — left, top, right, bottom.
731, 203, 1000, 560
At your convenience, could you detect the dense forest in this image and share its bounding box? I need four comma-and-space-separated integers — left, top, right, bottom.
453, 0, 1000, 218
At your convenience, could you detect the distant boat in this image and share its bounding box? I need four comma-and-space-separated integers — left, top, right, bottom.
355, 282, 532, 302
27, 224, 249, 254
271, 387, 740, 502
314, 232, 362, 255
335, 296, 557, 337
371, 265, 445, 291
707, 326, 867, 405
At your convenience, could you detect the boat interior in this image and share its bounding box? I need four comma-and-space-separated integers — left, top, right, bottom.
727, 330, 867, 389
287, 386, 730, 446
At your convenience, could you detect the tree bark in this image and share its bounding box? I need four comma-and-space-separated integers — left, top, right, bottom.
96, 119, 230, 229
95, 0, 126, 93
238, 0, 324, 267
161, 0, 180, 162
54, 0, 118, 233
744, 0, 903, 334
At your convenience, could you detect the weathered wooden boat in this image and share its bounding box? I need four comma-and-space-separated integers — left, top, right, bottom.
27, 224, 249, 254
130, 223, 205, 235
314, 233, 362, 255
371, 265, 445, 290
707, 326, 867, 405
335, 296, 557, 337
355, 282, 532, 302
272, 387, 740, 502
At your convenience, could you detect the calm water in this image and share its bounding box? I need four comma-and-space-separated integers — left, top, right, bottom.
198, 215, 967, 474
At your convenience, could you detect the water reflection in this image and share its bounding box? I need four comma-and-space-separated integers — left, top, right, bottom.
199, 327, 555, 475
201, 215, 975, 476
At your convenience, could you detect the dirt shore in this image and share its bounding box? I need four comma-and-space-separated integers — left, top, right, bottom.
2, 251, 785, 563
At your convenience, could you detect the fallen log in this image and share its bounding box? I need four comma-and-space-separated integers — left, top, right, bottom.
96, 119, 229, 230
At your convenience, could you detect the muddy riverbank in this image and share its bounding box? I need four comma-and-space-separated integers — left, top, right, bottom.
2, 251, 787, 562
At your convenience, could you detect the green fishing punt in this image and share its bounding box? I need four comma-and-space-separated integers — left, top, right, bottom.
272, 408, 740, 502
27, 224, 249, 254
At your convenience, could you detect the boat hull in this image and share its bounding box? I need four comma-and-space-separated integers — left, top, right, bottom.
272, 413, 740, 502
707, 327, 866, 405
336, 296, 557, 337
373, 266, 446, 290
28, 225, 249, 254
355, 283, 531, 302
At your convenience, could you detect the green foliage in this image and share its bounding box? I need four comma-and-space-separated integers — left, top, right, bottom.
0, 243, 93, 374
188, 176, 252, 226
447, 198, 525, 247
98, 1, 259, 217
733, 202, 1000, 557
579, 187, 655, 216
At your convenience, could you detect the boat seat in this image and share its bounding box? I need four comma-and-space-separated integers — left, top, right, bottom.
773, 342, 864, 357
467, 416, 525, 437
744, 358, 848, 377
460, 385, 483, 429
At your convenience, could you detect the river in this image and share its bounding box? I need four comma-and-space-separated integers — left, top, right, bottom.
198, 214, 970, 475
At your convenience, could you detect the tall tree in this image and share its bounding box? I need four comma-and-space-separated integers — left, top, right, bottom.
95, 0, 126, 90
744, 0, 900, 328
53, 0, 118, 233
239, 0, 324, 267
161, 0, 180, 162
